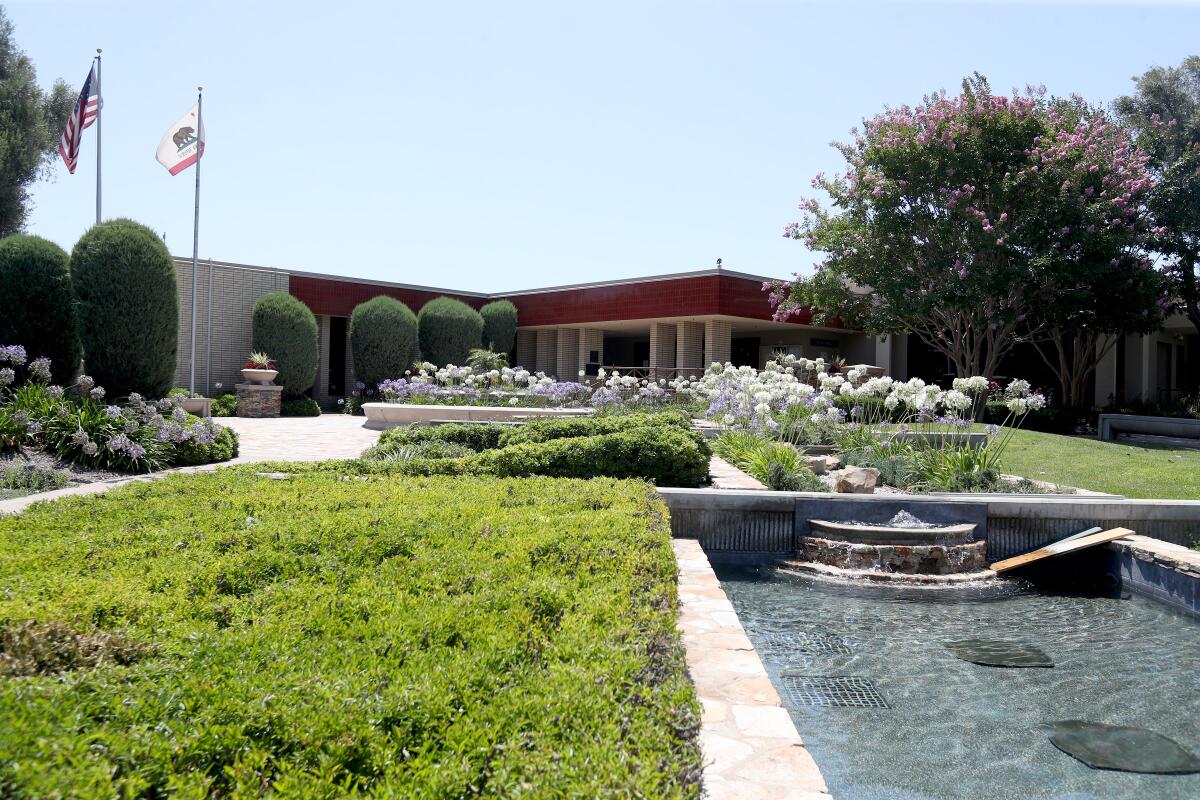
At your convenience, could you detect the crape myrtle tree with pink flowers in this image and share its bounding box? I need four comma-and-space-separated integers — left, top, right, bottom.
768, 74, 1166, 407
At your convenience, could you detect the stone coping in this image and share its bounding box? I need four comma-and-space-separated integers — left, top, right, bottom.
708, 456, 767, 490
1113, 535, 1200, 576
673, 539, 831, 799
361, 402, 592, 429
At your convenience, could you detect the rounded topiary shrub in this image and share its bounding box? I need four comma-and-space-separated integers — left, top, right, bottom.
0, 235, 82, 383
251, 292, 318, 397
417, 296, 484, 367
71, 219, 178, 398
479, 299, 517, 354
350, 295, 418, 387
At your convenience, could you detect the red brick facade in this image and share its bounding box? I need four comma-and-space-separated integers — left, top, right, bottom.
289, 271, 819, 327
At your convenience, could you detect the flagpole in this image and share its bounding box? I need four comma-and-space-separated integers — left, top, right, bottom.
94, 48, 102, 224
189, 87, 203, 394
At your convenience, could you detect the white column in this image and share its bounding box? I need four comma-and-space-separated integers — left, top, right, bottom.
578, 328, 604, 373
704, 320, 732, 368
556, 328, 580, 379
676, 322, 704, 378
873, 335, 892, 374
535, 329, 557, 375
649, 322, 677, 380
515, 329, 536, 371
1094, 334, 1118, 407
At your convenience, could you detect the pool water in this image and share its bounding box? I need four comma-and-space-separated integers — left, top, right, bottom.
716, 565, 1200, 800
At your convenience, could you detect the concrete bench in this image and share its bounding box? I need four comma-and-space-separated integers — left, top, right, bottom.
1098, 413, 1200, 442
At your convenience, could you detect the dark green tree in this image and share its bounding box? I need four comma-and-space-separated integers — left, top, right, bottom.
252, 292, 318, 397
479, 299, 518, 354
417, 297, 484, 366
0, 7, 74, 235
350, 295, 418, 387
1114, 57, 1200, 338
71, 219, 178, 398
0, 234, 81, 381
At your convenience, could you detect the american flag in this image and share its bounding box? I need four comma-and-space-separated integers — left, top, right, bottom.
58, 64, 100, 174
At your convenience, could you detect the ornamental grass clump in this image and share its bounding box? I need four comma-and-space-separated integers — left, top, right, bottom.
0, 471, 701, 796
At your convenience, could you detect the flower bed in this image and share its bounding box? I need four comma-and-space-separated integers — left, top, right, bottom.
344, 363, 701, 414
0, 344, 237, 474
0, 470, 701, 796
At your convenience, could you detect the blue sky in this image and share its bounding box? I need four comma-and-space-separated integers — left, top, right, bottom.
13, 0, 1200, 292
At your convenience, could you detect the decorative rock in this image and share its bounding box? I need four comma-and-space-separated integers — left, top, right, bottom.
799, 535, 988, 575
833, 465, 879, 494
236, 383, 283, 418
824, 455, 842, 471
804, 456, 827, 475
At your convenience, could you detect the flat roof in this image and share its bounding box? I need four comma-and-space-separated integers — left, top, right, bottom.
172, 256, 780, 299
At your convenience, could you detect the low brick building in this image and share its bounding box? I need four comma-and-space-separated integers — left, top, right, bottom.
171, 257, 1196, 406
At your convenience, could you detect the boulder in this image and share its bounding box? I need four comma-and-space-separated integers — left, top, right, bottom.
833, 465, 880, 494
805, 456, 827, 475
823, 455, 842, 471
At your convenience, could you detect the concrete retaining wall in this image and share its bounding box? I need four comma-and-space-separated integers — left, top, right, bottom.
1106, 536, 1200, 618
361, 403, 592, 429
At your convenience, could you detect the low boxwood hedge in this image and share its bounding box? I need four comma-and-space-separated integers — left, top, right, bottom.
496, 411, 692, 446
474, 427, 710, 487
364, 414, 711, 486
0, 471, 701, 797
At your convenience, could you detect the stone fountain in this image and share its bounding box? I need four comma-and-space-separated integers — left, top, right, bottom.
782, 501, 995, 584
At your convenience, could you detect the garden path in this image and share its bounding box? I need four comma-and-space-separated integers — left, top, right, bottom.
219, 414, 382, 463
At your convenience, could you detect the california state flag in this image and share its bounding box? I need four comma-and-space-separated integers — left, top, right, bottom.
156, 104, 205, 175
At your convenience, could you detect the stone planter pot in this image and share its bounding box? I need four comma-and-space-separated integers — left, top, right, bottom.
179, 397, 211, 418
240, 368, 278, 386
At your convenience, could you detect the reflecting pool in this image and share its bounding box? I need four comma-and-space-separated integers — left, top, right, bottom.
717, 565, 1200, 800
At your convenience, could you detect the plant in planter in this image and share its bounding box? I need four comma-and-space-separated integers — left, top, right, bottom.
241, 352, 279, 385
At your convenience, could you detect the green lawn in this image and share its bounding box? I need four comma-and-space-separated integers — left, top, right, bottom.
0, 469, 700, 798
1001, 429, 1200, 499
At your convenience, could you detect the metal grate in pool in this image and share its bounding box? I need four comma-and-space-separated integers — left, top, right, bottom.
779, 675, 889, 709
756, 631, 852, 655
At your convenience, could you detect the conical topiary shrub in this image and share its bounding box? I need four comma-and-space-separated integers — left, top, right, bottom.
0, 234, 82, 383
350, 295, 418, 388
70, 219, 178, 398
417, 296, 484, 367
251, 291, 318, 397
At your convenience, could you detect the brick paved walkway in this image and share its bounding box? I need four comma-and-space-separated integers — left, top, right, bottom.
219, 414, 382, 463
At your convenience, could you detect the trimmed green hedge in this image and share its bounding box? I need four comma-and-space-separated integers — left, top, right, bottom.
479, 299, 517, 354
70, 219, 178, 398
364, 413, 710, 486
0, 471, 701, 797
497, 411, 692, 447
252, 292, 318, 397
417, 296, 484, 366
369, 422, 508, 455
474, 427, 710, 486
0, 235, 82, 383
280, 397, 321, 417
350, 295, 418, 387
